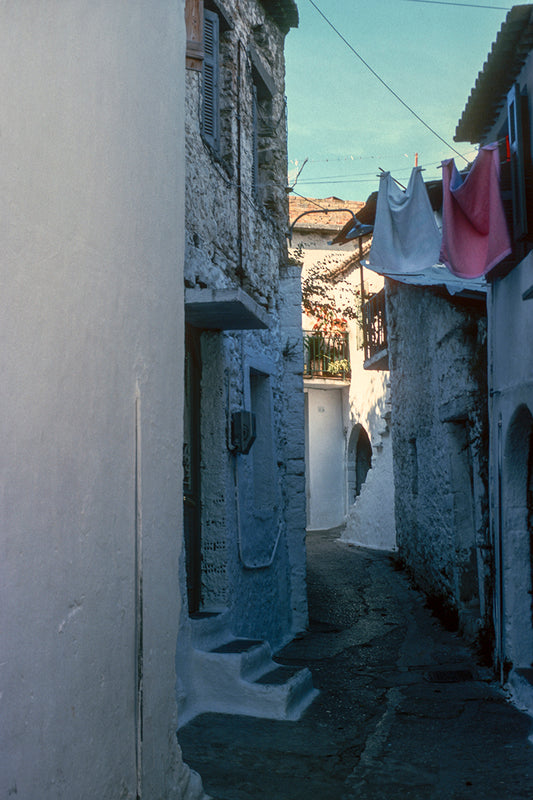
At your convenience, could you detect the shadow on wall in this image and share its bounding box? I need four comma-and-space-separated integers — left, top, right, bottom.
356, 372, 390, 441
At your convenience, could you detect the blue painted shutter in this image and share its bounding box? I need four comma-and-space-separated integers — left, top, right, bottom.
202, 9, 219, 150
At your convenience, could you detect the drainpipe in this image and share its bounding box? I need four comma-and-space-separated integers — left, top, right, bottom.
134, 386, 143, 800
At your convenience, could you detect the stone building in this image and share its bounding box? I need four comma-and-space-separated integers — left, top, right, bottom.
359, 188, 492, 648
454, 5, 533, 698
179, 0, 316, 725
289, 196, 396, 549
385, 280, 490, 645
0, 3, 205, 798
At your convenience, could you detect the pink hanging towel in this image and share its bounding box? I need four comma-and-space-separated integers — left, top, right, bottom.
440, 143, 511, 278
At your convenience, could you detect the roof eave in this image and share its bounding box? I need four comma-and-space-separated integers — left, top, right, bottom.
455, 5, 533, 144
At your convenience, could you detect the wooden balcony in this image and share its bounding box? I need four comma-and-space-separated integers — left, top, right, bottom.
363, 289, 389, 370
303, 331, 351, 381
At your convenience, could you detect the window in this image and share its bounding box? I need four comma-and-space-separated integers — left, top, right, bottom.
250, 369, 275, 512
250, 47, 275, 203
507, 82, 530, 241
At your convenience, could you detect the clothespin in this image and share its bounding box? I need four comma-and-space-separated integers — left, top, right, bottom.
378, 167, 406, 191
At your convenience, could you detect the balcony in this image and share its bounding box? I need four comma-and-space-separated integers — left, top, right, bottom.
304, 331, 351, 381
362, 289, 389, 370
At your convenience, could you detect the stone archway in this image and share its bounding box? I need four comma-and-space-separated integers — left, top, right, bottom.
502, 404, 533, 668
347, 424, 373, 505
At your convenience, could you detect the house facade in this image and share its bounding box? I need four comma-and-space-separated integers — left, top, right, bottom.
358, 181, 492, 647
384, 280, 491, 645
455, 5, 533, 691
178, 0, 316, 725
289, 196, 396, 549
0, 3, 205, 798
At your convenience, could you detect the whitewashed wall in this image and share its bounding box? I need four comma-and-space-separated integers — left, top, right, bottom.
0, 3, 203, 798
340, 318, 396, 550
305, 387, 347, 530
489, 251, 533, 671
296, 234, 395, 545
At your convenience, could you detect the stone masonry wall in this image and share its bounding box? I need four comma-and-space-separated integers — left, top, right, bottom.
183, 0, 306, 649
387, 280, 491, 646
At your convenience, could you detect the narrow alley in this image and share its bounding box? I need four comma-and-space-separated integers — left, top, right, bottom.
180, 529, 533, 799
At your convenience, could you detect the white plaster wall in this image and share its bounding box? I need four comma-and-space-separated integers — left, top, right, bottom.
0, 4, 204, 798
296, 234, 395, 545
489, 251, 533, 669
305, 387, 346, 530
341, 317, 396, 550
340, 427, 396, 551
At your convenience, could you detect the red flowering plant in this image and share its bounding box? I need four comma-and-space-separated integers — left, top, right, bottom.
301, 258, 362, 334
304, 303, 352, 376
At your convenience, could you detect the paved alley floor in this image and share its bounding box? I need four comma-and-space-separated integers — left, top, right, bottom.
179, 530, 533, 799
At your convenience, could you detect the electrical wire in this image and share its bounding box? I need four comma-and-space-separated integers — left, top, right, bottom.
401, 0, 510, 8
289, 154, 477, 185
306, 0, 471, 164
290, 191, 331, 210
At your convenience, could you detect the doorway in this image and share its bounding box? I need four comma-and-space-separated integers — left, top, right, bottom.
503, 404, 533, 668
347, 424, 372, 505
183, 325, 202, 614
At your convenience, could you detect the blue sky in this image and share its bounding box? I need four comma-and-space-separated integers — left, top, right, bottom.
285, 0, 511, 203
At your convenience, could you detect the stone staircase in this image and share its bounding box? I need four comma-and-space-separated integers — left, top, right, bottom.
177, 611, 318, 729
508, 667, 533, 721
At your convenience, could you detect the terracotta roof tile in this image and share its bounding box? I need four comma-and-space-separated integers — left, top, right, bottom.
289, 196, 365, 232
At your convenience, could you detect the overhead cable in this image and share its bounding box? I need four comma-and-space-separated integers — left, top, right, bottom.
401, 0, 510, 9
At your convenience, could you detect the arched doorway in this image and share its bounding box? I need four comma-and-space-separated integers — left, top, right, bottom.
347, 424, 372, 505
502, 404, 533, 668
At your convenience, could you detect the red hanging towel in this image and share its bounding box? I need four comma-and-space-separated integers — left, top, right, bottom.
440, 143, 511, 278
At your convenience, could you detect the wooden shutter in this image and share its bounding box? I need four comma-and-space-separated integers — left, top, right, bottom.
507, 82, 529, 241
202, 9, 219, 150
186, 0, 204, 71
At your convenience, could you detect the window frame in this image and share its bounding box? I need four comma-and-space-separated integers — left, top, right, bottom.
507, 82, 530, 242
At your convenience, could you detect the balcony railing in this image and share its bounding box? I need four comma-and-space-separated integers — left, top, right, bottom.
304, 331, 351, 380
362, 289, 388, 369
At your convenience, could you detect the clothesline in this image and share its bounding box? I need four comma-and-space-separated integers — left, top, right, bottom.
368, 144, 511, 280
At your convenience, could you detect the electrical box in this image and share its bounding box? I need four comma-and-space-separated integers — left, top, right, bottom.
231, 411, 257, 454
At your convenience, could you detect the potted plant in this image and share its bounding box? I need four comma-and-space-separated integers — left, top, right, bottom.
327, 358, 351, 377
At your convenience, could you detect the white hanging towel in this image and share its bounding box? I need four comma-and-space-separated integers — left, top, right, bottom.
368, 167, 441, 273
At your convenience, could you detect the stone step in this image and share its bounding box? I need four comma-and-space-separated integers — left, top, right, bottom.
508, 667, 533, 721
178, 635, 318, 728
189, 608, 231, 651
256, 663, 318, 721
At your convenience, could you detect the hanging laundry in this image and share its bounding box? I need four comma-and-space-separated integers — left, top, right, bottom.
440, 143, 511, 278
368, 166, 441, 273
